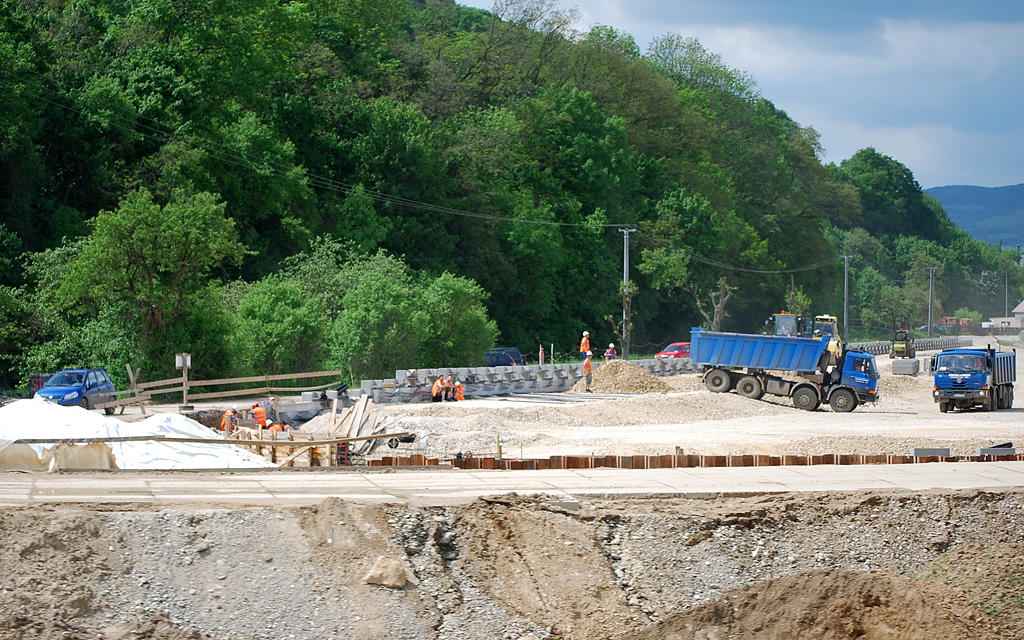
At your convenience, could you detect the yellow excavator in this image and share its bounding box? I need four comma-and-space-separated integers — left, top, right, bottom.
770, 312, 843, 362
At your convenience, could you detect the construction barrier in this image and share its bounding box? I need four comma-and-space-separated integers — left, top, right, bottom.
365, 451, 1024, 469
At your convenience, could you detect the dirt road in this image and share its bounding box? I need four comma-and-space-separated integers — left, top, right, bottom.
373, 337, 1024, 461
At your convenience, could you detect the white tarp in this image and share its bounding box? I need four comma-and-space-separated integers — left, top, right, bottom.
0, 396, 274, 470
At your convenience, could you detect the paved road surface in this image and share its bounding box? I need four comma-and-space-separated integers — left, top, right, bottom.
4, 462, 1023, 507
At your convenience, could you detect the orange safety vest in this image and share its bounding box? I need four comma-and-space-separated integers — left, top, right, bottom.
580, 336, 590, 353
431, 378, 446, 397
220, 410, 236, 431
268, 423, 282, 432
455, 382, 464, 401
604, 348, 617, 361
583, 357, 592, 374
252, 406, 268, 427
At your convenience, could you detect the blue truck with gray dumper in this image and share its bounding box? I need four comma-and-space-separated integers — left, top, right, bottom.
931, 346, 1016, 412
690, 328, 879, 412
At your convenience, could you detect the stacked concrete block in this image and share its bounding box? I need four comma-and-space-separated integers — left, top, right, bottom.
357, 357, 698, 404
891, 359, 920, 375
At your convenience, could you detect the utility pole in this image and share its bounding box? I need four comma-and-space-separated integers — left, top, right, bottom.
619, 227, 635, 359
928, 267, 936, 338
843, 255, 849, 342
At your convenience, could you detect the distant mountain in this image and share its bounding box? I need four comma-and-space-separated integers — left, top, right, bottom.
926, 184, 1024, 249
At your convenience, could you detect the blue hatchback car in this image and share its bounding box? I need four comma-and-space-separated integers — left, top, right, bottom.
35, 368, 117, 414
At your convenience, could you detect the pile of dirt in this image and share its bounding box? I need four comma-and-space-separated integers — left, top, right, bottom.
616, 568, 989, 640
570, 360, 671, 394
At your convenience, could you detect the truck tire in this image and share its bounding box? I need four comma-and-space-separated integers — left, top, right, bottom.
792, 386, 819, 411
829, 389, 857, 413
938, 400, 949, 413
984, 390, 996, 412
736, 376, 764, 399
705, 369, 731, 393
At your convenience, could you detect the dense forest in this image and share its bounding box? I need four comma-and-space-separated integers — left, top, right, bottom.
1, 0, 1022, 390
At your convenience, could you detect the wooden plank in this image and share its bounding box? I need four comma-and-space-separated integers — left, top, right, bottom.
329, 398, 339, 430
186, 370, 347, 387
125, 364, 146, 415
277, 445, 314, 468
15, 432, 410, 446
331, 406, 356, 438
348, 396, 369, 440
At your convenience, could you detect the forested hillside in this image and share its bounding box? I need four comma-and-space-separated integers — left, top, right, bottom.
926, 184, 1024, 250
1, 0, 1021, 389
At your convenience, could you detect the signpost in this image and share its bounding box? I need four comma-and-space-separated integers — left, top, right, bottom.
175, 353, 192, 411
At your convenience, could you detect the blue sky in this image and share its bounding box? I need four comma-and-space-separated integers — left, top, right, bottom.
457, 1, 1024, 188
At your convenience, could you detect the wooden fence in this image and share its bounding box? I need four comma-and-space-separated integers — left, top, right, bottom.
97, 366, 348, 414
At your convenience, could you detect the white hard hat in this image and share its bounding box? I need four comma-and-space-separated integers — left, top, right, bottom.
609, 343, 614, 348
586, 351, 593, 357
583, 331, 589, 336
232, 405, 239, 412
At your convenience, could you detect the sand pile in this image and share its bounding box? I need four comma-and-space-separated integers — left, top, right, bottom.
570, 360, 671, 394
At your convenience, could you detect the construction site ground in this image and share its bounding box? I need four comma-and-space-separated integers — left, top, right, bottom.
4, 335, 1024, 640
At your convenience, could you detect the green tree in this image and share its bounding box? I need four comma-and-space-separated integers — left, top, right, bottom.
420, 272, 498, 367
230, 278, 328, 375
328, 252, 428, 381
837, 148, 956, 243
59, 188, 247, 368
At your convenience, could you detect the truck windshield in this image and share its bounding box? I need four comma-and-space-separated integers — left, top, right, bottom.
935, 355, 985, 373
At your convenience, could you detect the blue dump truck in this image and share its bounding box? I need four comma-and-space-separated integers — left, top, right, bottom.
690, 328, 879, 412
931, 347, 1016, 412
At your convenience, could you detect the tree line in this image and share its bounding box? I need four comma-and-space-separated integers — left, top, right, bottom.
0, 0, 1021, 390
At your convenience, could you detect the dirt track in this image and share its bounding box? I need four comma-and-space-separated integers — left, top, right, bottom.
372, 337, 1024, 461
3, 336, 1024, 640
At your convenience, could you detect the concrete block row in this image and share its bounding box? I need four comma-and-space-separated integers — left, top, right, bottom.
358, 358, 694, 404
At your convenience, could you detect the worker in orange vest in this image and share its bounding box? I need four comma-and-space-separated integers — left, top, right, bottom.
579, 331, 590, 355
453, 379, 465, 401
583, 351, 593, 393
604, 343, 617, 361
250, 403, 268, 428
220, 406, 239, 432
431, 376, 447, 402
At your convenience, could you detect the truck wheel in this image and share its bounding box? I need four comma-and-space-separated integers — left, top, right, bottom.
792, 387, 819, 411
736, 376, 764, 399
829, 389, 857, 413
938, 400, 949, 413
984, 391, 996, 412
705, 369, 731, 393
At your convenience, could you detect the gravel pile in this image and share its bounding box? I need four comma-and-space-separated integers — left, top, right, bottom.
570, 360, 671, 394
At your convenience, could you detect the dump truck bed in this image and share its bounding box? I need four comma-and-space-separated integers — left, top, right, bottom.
691, 328, 832, 373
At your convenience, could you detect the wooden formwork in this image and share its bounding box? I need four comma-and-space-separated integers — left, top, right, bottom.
231, 397, 394, 467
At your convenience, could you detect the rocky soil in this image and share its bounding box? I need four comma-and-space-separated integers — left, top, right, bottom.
2, 335, 1024, 640
2, 491, 1024, 639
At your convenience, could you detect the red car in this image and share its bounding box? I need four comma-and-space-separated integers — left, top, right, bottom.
655, 342, 691, 359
